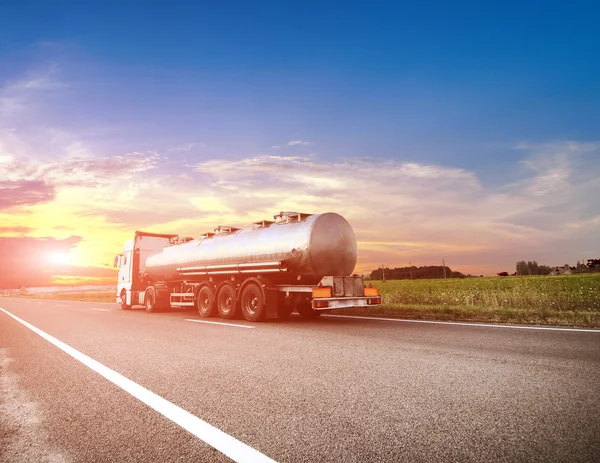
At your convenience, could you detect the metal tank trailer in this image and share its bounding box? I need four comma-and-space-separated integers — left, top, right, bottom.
115, 212, 381, 322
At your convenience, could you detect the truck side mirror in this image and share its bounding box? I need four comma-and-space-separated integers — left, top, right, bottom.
113, 255, 120, 268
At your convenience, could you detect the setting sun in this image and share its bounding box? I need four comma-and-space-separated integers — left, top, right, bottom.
46, 251, 73, 266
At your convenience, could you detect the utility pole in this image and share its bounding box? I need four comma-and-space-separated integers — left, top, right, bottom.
443, 259, 447, 279
381, 264, 386, 282
409, 261, 412, 279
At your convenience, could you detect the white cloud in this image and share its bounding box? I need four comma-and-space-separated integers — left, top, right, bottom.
193, 154, 317, 176
272, 140, 313, 149
189, 195, 233, 213
189, 143, 600, 274
3, 135, 599, 275
0, 67, 66, 121
9, 75, 65, 92
168, 142, 201, 152
0, 126, 158, 188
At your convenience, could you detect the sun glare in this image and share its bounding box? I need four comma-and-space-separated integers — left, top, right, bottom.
47, 251, 73, 266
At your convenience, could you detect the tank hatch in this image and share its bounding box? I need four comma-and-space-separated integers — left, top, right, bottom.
214, 226, 241, 235
253, 220, 275, 229
274, 212, 313, 224
168, 236, 194, 245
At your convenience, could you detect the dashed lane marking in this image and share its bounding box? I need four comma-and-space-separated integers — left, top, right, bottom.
0, 307, 275, 463
91, 308, 111, 312
185, 319, 255, 329
323, 314, 600, 332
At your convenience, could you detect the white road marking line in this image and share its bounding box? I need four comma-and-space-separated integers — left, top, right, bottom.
185, 319, 255, 329
323, 314, 600, 332
91, 308, 110, 312
0, 308, 275, 463
56, 304, 67, 307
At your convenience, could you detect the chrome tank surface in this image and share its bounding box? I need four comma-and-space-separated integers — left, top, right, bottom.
144, 212, 357, 282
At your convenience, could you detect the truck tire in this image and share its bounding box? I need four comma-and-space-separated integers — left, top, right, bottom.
297, 300, 321, 319
120, 290, 131, 310
145, 287, 159, 313
197, 286, 214, 318
241, 282, 266, 322
217, 283, 238, 319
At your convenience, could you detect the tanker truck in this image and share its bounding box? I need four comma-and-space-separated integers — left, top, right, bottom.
114, 211, 381, 321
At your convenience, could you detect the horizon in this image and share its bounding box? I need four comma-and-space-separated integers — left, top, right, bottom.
1, 1, 599, 287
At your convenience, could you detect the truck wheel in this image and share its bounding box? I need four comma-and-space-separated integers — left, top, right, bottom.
197, 286, 214, 318
120, 290, 131, 310
217, 284, 238, 319
241, 282, 266, 322
145, 287, 158, 313
297, 301, 321, 319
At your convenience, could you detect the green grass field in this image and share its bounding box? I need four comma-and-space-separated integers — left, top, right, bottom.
333, 274, 600, 327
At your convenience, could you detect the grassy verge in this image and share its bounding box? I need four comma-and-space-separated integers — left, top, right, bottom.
332, 274, 600, 327
4, 291, 116, 303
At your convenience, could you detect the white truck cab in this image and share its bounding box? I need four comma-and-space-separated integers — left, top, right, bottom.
114, 231, 178, 309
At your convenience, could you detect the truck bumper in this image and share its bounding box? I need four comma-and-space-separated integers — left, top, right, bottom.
312, 296, 382, 310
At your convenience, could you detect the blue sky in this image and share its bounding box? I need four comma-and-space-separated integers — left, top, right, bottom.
0, 0, 599, 282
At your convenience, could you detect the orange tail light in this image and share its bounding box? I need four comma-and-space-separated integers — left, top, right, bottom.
312, 287, 332, 298
364, 287, 379, 297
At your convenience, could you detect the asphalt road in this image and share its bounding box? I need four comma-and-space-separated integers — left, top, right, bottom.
1, 298, 599, 463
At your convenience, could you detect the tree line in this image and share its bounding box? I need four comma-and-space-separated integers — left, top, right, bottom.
497, 260, 600, 277
369, 265, 468, 280
515, 261, 553, 276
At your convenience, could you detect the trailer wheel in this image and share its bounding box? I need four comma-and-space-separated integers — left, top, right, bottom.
197, 286, 215, 318
241, 282, 266, 322
297, 300, 321, 319
120, 290, 131, 310
217, 284, 238, 319
145, 287, 159, 313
